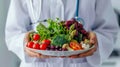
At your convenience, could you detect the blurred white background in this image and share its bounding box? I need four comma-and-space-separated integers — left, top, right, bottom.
0, 0, 120, 67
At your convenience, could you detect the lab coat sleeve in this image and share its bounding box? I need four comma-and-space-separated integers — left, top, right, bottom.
86, 0, 119, 66
5, 0, 30, 62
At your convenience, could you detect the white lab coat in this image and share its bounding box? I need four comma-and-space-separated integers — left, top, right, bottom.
5, 0, 119, 67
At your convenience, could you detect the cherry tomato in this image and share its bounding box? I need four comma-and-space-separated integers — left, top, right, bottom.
33, 43, 40, 49
40, 43, 48, 50
42, 39, 51, 45
27, 41, 34, 48
70, 42, 83, 50
33, 34, 40, 41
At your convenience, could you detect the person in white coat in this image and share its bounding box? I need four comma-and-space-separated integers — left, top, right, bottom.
5, 0, 119, 67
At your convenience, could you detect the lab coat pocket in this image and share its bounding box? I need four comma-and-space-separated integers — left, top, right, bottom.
70, 62, 89, 67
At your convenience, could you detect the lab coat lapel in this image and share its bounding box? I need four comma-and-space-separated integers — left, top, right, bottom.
49, 0, 64, 20
26, 0, 41, 23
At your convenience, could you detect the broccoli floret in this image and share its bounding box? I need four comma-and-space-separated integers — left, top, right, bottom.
51, 34, 69, 47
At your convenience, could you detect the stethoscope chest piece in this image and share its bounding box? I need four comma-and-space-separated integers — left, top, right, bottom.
74, 0, 84, 25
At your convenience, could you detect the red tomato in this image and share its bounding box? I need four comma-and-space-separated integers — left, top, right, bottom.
40, 43, 48, 50
33, 34, 40, 41
33, 43, 40, 49
42, 39, 51, 45
27, 41, 34, 48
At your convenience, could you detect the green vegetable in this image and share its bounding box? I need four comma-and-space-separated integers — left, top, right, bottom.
29, 32, 35, 41
36, 18, 83, 44
74, 33, 83, 42
69, 30, 77, 40
47, 18, 67, 35
51, 34, 70, 47
36, 23, 51, 41
66, 24, 76, 41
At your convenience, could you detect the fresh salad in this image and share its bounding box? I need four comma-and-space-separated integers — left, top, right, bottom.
26, 18, 93, 51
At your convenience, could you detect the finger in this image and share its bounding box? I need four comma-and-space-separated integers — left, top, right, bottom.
49, 56, 57, 58
90, 37, 96, 45
69, 44, 97, 58
69, 54, 79, 58
24, 30, 35, 42
79, 52, 93, 58
60, 56, 66, 58
90, 39, 95, 45
78, 48, 96, 57
25, 49, 41, 57
88, 32, 98, 46
79, 47, 97, 56
39, 55, 57, 58
24, 32, 30, 42
38, 55, 50, 58
25, 47, 41, 57
70, 56, 78, 58
69, 48, 96, 58
69, 49, 95, 58
24, 32, 32, 42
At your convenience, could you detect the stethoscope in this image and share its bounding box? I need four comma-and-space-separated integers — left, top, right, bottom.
30, 0, 84, 25
75, 0, 84, 25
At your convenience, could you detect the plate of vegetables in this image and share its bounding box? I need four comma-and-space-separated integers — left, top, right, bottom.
26, 18, 94, 56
